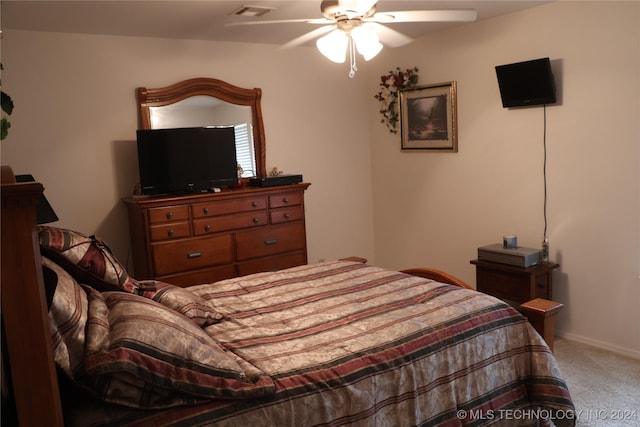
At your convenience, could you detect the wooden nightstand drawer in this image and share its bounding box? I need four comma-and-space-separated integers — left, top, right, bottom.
150, 221, 191, 242
193, 212, 268, 235
476, 269, 529, 302
470, 259, 558, 305
148, 205, 189, 224
192, 197, 267, 218
152, 235, 233, 276
534, 280, 549, 298
235, 222, 305, 261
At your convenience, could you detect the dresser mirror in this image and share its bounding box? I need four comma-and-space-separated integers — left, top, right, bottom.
137, 78, 266, 178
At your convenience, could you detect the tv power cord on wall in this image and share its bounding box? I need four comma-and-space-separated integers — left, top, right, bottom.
542, 104, 549, 262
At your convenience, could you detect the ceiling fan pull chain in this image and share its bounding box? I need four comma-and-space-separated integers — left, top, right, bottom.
348, 36, 357, 78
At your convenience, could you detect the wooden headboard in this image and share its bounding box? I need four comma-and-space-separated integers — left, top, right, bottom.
1, 166, 64, 426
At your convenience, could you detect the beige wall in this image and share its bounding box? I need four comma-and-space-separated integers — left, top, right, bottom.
369, 1, 639, 357
2, 1, 638, 357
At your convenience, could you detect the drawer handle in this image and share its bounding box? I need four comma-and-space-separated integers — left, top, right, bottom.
252, 201, 259, 208
187, 251, 203, 259
264, 238, 278, 245
283, 198, 290, 204
166, 212, 174, 220
284, 213, 291, 219
253, 217, 261, 224
203, 207, 210, 215
205, 225, 212, 232
167, 229, 175, 237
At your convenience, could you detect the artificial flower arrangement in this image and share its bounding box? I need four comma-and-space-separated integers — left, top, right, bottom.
1, 63, 15, 140
374, 67, 419, 134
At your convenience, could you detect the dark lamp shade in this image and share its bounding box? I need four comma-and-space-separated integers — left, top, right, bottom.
14, 174, 59, 224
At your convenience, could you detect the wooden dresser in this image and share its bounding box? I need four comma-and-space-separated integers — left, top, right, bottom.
124, 183, 310, 287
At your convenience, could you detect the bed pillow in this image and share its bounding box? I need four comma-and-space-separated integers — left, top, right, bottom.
137, 280, 224, 327
42, 256, 88, 378
82, 288, 275, 409
38, 226, 139, 294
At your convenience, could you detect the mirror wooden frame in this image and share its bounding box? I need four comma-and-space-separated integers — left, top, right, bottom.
136, 77, 266, 178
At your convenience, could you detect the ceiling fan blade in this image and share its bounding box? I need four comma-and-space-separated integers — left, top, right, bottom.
280, 25, 336, 49
371, 9, 477, 23
227, 18, 331, 27
372, 23, 413, 47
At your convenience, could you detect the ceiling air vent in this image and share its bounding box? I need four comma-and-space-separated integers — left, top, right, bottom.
231, 5, 276, 17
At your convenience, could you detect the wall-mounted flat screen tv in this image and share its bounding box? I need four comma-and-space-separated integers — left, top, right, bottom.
495, 57, 556, 108
136, 126, 238, 195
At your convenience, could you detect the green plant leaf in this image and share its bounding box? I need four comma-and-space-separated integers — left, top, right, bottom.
1, 91, 14, 115
1, 117, 10, 140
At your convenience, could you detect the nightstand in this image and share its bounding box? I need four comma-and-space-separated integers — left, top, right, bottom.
470, 259, 562, 351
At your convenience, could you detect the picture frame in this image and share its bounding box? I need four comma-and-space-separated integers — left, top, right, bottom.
399, 81, 457, 151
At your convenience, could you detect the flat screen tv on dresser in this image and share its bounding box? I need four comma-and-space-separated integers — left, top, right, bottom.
136, 126, 238, 195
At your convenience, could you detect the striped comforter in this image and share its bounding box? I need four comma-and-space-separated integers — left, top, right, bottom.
67, 261, 575, 426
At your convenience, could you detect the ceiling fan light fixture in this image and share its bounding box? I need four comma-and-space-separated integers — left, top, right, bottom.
351, 25, 382, 60
316, 29, 348, 63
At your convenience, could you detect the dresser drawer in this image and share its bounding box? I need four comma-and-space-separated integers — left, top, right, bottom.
148, 205, 190, 224
193, 212, 268, 235
157, 264, 237, 288
237, 252, 306, 276
235, 222, 306, 261
152, 234, 233, 276
192, 197, 267, 218
269, 192, 302, 208
270, 206, 304, 224
150, 221, 191, 242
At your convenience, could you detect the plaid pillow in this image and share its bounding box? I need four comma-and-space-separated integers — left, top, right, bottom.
138, 280, 225, 326
38, 226, 139, 293
42, 256, 88, 378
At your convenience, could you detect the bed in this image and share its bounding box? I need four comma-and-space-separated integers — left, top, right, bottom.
1, 170, 575, 426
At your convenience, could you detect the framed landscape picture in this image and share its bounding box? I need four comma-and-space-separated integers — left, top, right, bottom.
399, 81, 457, 151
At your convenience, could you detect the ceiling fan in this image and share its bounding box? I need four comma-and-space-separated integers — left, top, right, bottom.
229, 1, 477, 77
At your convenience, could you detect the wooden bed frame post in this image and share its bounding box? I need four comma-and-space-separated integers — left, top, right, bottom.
1, 168, 64, 426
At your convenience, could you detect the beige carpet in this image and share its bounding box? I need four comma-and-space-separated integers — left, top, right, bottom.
553, 338, 640, 426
